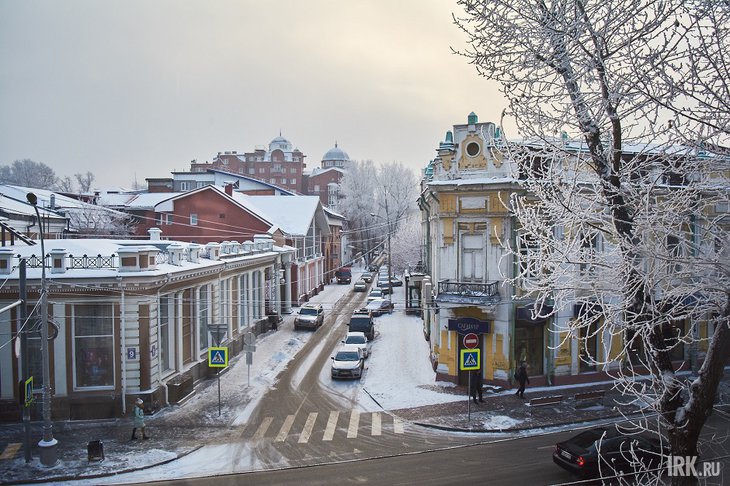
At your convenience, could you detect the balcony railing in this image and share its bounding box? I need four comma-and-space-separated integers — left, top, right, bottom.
437, 279, 500, 303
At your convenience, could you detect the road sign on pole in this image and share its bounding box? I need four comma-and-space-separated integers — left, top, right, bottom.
208, 347, 228, 368
460, 349, 480, 371
463, 333, 479, 349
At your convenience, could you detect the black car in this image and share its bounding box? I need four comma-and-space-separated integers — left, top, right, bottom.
553, 427, 664, 479
365, 298, 393, 316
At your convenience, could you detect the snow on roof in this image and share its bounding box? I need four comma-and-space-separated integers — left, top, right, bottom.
0, 193, 64, 219
0, 184, 89, 210
96, 192, 140, 207
233, 194, 322, 236
123, 192, 182, 209
428, 176, 517, 187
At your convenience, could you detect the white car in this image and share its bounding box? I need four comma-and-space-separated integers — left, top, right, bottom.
342, 331, 370, 358
330, 344, 365, 380
367, 288, 383, 302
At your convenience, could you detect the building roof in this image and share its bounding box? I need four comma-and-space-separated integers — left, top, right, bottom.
232, 194, 329, 236
322, 143, 350, 163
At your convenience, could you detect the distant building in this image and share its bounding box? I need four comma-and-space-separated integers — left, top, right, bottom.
191, 134, 306, 193
304, 143, 351, 209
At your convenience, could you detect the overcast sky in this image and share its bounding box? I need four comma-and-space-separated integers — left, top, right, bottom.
0, 0, 507, 189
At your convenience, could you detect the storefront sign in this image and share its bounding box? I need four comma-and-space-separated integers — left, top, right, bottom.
448, 317, 489, 334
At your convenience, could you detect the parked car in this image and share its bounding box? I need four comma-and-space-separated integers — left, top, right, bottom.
376, 278, 392, 294
361, 272, 373, 283
330, 345, 365, 379
353, 280, 368, 292
342, 331, 370, 358
553, 427, 664, 479
366, 298, 393, 316
389, 276, 403, 287
367, 288, 383, 302
348, 309, 375, 340
294, 303, 324, 331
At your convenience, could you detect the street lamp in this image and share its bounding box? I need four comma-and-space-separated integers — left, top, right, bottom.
26, 192, 57, 466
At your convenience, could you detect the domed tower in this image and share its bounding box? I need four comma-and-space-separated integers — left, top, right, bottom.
321, 143, 350, 169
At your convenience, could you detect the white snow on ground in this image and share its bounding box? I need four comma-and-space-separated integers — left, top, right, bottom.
74, 267, 462, 484
481, 415, 523, 430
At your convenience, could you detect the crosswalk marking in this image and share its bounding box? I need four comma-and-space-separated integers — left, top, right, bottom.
0, 443, 21, 460
347, 410, 360, 438
252, 416, 273, 441
298, 412, 318, 443
322, 411, 339, 441
248, 411, 407, 442
276, 415, 295, 442
371, 412, 381, 436
393, 417, 405, 434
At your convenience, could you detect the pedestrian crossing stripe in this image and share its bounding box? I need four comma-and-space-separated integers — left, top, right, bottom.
460, 348, 480, 370
249, 411, 405, 443
208, 347, 228, 368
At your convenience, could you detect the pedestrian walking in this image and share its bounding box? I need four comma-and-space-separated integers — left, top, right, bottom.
131, 398, 149, 440
515, 361, 529, 399
470, 370, 484, 404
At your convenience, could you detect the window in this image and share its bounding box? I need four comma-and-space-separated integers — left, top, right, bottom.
73, 304, 114, 389
180, 181, 191, 191
465, 141, 481, 157
270, 178, 276, 184
159, 295, 174, 373
290, 178, 297, 185
155, 213, 162, 225
460, 233, 485, 281
249, 168, 255, 175
190, 214, 198, 226
290, 168, 297, 174
239, 274, 250, 329
259, 168, 265, 174
518, 233, 539, 280
196, 181, 206, 188
579, 231, 600, 275
313, 184, 320, 192
199, 285, 210, 351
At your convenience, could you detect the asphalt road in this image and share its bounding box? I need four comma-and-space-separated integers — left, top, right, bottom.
112, 409, 730, 485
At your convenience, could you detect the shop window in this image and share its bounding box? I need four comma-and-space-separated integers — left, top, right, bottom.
73, 304, 114, 389
514, 321, 544, 375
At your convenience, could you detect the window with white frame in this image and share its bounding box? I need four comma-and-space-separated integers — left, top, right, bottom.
190, 214, 198, 226
180, 181, 192, 191
196, 181, 206, 188
518, 233, 540, 281
249, 168, 255, 175
579, 231, 601, 275
460, 233, 485, 281
240, 274, 250, 328
290, 178, 297, 185
159, 295, 174, 374
73, 304, 114, 389
165, 214, 173, 225
198, 284, 210, 351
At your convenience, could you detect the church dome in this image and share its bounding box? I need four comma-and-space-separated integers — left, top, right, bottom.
269, 134, 292, 152
322, 143, 350, 163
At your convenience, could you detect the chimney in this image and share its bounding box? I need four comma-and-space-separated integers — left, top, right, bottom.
225, 183, 233, 196
148, 227, 162, 241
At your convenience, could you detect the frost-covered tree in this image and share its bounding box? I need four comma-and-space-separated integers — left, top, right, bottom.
68, 205, 135, 237
75, 171, 95, 193
455, 0, 729, 483
55, 176, 75, 193
0, 159, 57, 189
338, 160, 379, 262
389, 212, 422, 276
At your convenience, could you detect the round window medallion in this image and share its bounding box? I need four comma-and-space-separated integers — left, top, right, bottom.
465, 141, 481, 157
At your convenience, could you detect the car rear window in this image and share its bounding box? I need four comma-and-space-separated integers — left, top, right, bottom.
571, 429, 607, 448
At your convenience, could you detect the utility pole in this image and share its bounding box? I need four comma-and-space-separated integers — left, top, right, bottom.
19, 260, 31, 462
26, 193, 57, 466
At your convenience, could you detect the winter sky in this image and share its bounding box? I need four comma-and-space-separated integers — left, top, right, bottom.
0, 0, 507, 189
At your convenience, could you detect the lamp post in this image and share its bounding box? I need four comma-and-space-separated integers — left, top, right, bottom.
26, 192, 57, 466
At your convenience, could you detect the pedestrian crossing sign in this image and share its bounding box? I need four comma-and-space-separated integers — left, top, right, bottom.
208, 347, 228, 368
460, 349, 480, 371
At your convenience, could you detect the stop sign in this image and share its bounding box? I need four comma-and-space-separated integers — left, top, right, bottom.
463, 333, 479, 349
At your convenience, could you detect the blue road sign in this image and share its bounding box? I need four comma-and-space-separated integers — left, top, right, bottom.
460, 349, 481, 371
208, 347, 228, 368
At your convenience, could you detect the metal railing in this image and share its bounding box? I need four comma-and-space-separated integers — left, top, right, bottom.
437, 279, 500, 298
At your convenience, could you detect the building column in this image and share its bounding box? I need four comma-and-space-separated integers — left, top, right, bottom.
284, 263, 292, 314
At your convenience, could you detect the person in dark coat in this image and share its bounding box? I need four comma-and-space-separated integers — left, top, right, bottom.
515, 361, 529, 399
470, 370, 484, 404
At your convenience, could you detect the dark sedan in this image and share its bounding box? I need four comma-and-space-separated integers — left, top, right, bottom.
553, 427, 664, 479
366, 298, 393, 316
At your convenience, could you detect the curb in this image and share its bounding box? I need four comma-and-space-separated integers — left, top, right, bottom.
1, 445, 204, 485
